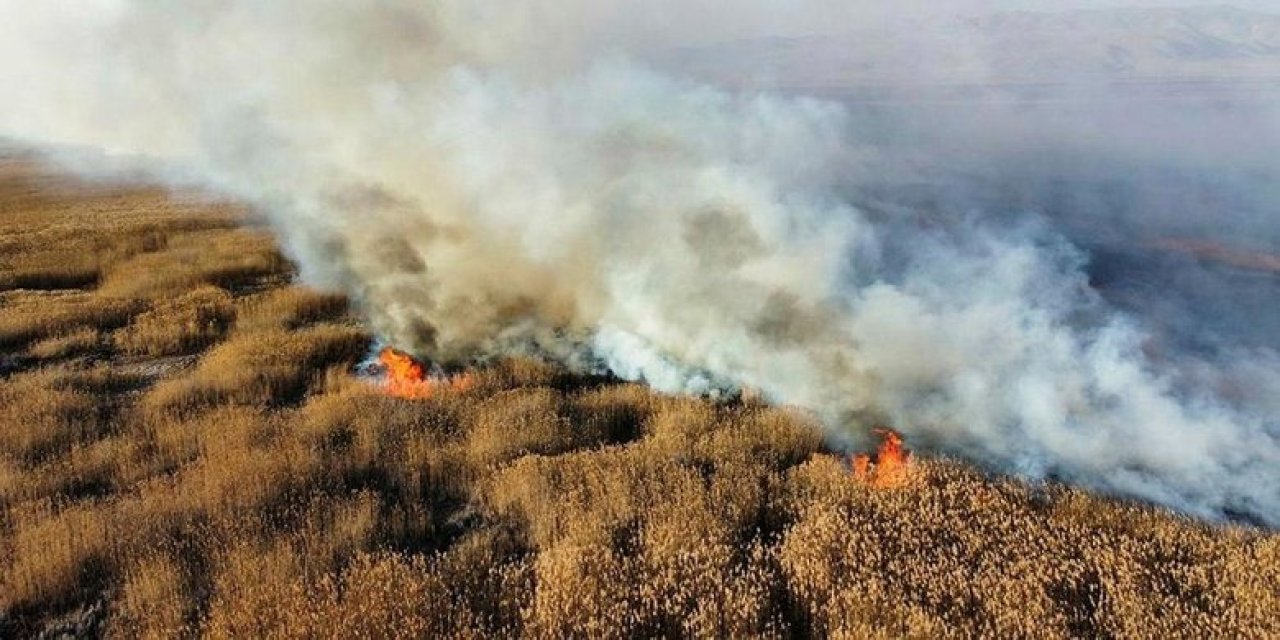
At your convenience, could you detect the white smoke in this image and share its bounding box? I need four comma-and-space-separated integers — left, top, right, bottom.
1, 2, 1277, 524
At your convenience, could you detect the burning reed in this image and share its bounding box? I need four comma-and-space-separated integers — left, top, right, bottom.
376, 347, 475, 400
852, 429, 911, 489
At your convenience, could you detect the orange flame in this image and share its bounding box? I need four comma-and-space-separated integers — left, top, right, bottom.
852, 428, 911, 488
377, 347, 475, 399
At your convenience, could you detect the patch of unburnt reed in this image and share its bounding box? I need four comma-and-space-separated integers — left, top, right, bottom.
140, 325, 369, 418
114, 286, 236, 357
0, 293, 142, 350
0, 368, 106, 465
27, 327, 103, 360
97, 228, 289, 299
235, 287, 351, 332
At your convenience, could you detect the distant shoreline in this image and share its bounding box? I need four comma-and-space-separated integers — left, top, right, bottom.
715, 78, 1280, 105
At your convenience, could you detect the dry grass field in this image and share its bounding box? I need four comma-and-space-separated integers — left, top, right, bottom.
0, 154, 1276, 639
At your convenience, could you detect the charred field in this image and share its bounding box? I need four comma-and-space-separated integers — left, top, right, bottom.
0, 158, 1276, 638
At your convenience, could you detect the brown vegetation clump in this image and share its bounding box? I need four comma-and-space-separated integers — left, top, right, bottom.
234, 286, 350, 332
96, 228, 289, 300
114, 286, 237, 357
0, 292, 142, 350
140, 325, 368, 417
27, 327, 103, 360
0, 368, 103, 465
0, 157, 1277, 638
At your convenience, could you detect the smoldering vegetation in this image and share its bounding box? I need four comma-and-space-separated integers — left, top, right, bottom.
2, 161, 1277, 639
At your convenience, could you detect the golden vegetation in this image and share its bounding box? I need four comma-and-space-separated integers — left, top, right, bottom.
113, 286, 236, 357
0, 155, 1276, 638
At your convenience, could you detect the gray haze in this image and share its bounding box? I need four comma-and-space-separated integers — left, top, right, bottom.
0, 2, 1277, 524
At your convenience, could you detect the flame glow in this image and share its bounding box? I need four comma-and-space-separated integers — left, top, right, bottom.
853, 428, 911, 488
377, 347, 475, 399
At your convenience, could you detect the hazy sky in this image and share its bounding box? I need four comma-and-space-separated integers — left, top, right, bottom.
928, 1, 1276, 10
573, 1, 1280, 49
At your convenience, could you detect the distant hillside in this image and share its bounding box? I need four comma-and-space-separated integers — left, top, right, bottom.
661, 6, 1280, 91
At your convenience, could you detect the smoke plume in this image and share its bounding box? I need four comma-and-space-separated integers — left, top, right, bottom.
1, 2, 1277, 525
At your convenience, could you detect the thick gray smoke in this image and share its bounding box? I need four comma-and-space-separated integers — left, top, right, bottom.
1, 2, 1277, 525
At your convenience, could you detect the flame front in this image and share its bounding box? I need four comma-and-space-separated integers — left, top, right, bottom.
853, 428, 911, 488
377, 347, 475, 399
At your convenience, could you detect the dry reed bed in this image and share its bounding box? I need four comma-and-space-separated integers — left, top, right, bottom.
0, 157, 1276, 638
